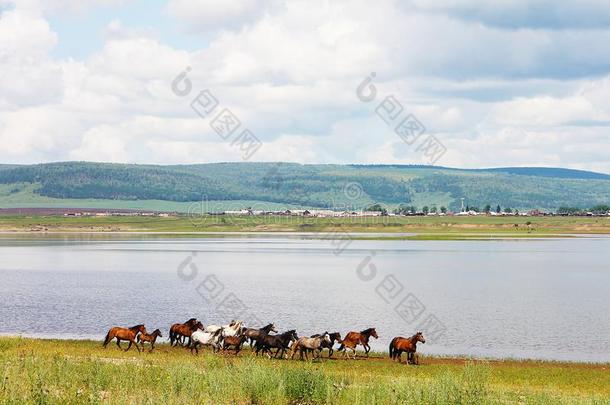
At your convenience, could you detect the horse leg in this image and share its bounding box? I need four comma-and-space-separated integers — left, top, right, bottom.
116, 339, 122, 350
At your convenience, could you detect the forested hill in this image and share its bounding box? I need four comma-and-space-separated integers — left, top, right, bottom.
1, 162, 610, 211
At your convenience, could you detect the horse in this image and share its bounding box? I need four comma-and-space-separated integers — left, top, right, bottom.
243, 323, 277, 348
389, 331, 426, 364
169, 318, 198, 346
190, 328, 223, 354
205, 320, 244, 338
103, 324, 146, 352
174, 320, 203, 347
311, 332, 341, 358
137, 329, 162, 352
337, 327, 378, 359
290, 333, 331, 360
255, 329, 298, 359
222, 334, 248, 355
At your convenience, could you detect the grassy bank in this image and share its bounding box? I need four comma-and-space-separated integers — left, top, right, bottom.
0, 337, 609, 404
0, 215, 610, 238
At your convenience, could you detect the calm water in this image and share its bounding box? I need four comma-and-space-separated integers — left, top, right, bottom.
1, 235, 609, 362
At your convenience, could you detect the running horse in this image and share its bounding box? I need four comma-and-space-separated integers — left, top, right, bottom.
243, 323, 277, 348
137, 329, 163, 352
221, 334, 248, 355
169, 318, 199, 346
311, 332, 342, 358
255, 329, 298, 359
290, 333, 331, 360
103, 324, 146, 352
337, 327, 378, 359
389, 331, 426, 364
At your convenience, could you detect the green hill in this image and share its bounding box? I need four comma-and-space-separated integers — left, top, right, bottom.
1, 162, 609, 212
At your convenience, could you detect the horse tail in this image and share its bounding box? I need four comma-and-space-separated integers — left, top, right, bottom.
388, 339, 394, 358
103, 330, 112, 347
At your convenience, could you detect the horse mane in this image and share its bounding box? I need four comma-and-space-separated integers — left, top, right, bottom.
129, 324, 144, 331
281, 329, 296, 336
361, 327, 375, 335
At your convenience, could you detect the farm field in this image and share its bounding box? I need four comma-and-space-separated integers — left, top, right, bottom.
0, 214, 609, 238
1, 337, 609, 404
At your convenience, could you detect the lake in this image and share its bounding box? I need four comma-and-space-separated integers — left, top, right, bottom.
1, 234, 609, 362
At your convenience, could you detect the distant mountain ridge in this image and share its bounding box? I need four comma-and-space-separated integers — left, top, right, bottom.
1, 161, 609, 211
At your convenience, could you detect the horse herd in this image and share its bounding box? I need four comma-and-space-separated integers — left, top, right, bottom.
103, 318, 427, 364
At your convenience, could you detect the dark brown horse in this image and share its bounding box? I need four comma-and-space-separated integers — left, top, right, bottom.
137, 329, 163, 352
311, 332, 342, 358
389, 331, 426, 364
337, 328, 378, 359
169, 318, 199, 346
222, 334, 248, 355
255, 329, 298, 359
243, 323, 277, 348
103, 324, 146, 352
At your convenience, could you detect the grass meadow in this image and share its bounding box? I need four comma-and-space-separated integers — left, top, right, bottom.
1, 337, 609, 404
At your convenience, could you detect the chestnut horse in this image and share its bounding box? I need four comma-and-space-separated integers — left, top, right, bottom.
222, 334, 248, 355
103, 324, 146, 352
169, 318, 199, 346
389, 331, 426, 364
137, 329, 163, 352
337, 327, 378, 359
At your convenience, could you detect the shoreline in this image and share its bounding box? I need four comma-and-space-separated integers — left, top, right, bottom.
2, 334, 608, 365
1, 214, 610, 240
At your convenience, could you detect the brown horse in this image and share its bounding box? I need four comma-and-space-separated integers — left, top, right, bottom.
137, 329, 163, 352
222, 334, 248, 355
169, 318, 199, 346
389, 331, 426, 364
103, 324, 146, 352
337, 328, 378, 359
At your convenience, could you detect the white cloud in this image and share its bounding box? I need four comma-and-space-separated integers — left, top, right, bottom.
166, 0, 273, 31
1, 0, 610, 173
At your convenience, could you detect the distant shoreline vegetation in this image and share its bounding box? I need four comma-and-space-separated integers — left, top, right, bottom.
1, 162, 610, 213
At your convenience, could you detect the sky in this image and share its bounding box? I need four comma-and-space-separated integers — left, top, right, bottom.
1, 0, 610, 172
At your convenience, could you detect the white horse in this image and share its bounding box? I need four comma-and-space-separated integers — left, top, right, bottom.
190, 328, 223, 354
204, 320, 244, 337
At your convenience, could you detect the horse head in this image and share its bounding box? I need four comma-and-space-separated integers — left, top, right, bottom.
414, 331, 425, 344
330, 332, 342, 343
363, 328, 378, 339
153, 329, 162, 338
288, 330, 299, 342
193, 321, 204, 331
262, 323, 277, 333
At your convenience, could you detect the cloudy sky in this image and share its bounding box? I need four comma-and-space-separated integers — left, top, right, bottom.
1, 0, 610, 172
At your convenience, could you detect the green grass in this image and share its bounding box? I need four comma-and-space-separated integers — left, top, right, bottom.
0, 337, 609, 404
0, 214, 609, 238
